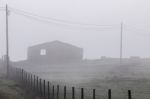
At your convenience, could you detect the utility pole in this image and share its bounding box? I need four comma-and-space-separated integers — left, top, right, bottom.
120, 22, 123, 64
6, 4, 9, 77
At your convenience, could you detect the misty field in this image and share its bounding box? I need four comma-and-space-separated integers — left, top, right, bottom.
13, 59, 150, 99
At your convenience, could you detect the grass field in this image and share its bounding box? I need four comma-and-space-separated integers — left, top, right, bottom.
13, 59, 150, 99
0, 74, 39, 99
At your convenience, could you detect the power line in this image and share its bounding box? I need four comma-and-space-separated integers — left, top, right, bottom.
123, 24, 150, 37
4, 9, 119, 32
124, 29, 150, 38
9, 9, 119, 31
124, 24, 148, 32
8, 7, 117, 28
7, 6, 149, 34
11, 10, 115, 30
1, 6, 149, 33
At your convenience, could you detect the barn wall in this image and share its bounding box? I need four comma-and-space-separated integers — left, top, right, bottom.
27, 42, 83, 64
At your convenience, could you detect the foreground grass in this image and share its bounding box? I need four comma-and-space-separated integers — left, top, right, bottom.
0, 75, 39, 99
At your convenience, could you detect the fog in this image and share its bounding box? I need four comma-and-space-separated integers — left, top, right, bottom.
0, 1, 150, 99
0, 0, 150, 61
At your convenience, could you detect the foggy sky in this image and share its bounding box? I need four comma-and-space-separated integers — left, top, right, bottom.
0, 0, 150, 61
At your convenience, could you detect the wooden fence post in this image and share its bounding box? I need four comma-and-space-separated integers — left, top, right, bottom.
30, 74, 33, 90
81, 88, 84, 99
72, 87, 75, 99
48, 81, 50, 99
39, 79, 42, 96
43, 80, 46, 98
21, 69, 23, 83
33, 75, 36, 90
18, 68, 20, 81
36, 76, 39, 93
64, 86, 66, 99
57, 85, 59, 99
15, 68, 17, 80
19, 69, 21, 80
19, 69, 21, 81
28, 73, 30, 88
23, 70, 26, 86
25, 72, 27, 86
52, 85, 55, 99
128, 90, 132, 99
16, 68, 19, 81
108, 89, 111, 99
17, 68, 20, 82
93, 89, 95, 99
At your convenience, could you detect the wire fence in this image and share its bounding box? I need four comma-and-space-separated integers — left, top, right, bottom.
7, 65, 134, 99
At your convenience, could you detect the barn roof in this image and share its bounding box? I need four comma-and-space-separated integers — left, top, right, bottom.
29, 40, 82, 49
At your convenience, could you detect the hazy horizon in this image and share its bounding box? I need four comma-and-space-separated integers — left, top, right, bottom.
0, 0, 150, 61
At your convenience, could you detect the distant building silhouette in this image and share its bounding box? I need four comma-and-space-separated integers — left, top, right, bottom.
27, 40, 83, 64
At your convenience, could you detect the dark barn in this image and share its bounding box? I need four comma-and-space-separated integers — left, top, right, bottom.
27, 40, 83, 64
